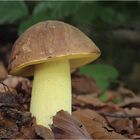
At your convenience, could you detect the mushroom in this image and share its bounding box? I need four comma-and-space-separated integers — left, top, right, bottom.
8, 20, 101, 127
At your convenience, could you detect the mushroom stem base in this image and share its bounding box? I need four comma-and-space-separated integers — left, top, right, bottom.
30, 59, 71, 128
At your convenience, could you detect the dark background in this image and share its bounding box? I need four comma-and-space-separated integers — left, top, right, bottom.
0, 1, 140, 92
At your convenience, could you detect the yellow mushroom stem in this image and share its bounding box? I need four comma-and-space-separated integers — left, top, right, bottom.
30, 59, 71, 128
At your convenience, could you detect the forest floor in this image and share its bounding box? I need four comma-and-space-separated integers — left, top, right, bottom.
0, 63, 140, 139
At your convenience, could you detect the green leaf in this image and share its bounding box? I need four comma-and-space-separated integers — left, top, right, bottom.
72, 2, 99, 25
99, 92, 109, 102
19, 1, 81, 34
18, 14, 48, 34
33, 1, 80, 18
80, 64, 119, 90
33, 2, 51, 15
99, 7, 116, 25
0, 1, 28, 24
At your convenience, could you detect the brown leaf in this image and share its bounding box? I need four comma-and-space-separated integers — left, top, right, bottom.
72, 73, 99, 95
98, 103, 124, 114
125, 108, 140, 116
117, 86, 136, 97
52, 110, 92, 139
73, 94, 106, 109
73, 109, 107, 127
120, 97, 140, 108
0, 75, 32, 94
34, 125, 54, 139
110, 118, 133, 134
73, 109, 126, 139
20, 126, 36, 139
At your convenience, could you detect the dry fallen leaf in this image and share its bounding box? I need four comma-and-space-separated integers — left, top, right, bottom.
72, 72, 98, 95
2, 75, 32, 93
18, 126, 36, 139
52, 110, 92, 139
120, 96, 140, 109
73, 109, 126, 139
33, 125, 54, 139
110, 118, 133, 134
125, 108, 140, 117
73, 109, 107, 127
73, 94, 106, 109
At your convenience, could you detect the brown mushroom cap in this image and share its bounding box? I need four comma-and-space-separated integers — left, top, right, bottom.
8, 20, 101, 76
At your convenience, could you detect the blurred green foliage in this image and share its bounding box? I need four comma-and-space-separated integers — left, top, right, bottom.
0, 1, 140, 91
20, 1, 140, 34
0, 1, 28, 24
1, 1, 140, 33
80, 64, 119, 90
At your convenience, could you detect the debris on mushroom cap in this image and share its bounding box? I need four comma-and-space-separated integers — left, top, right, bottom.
8, 20, 100, 76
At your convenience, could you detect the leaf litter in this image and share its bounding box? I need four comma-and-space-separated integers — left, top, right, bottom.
0, 68, 140, 139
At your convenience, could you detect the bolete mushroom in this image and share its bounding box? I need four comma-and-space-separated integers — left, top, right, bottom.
8, 20, 101, 127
